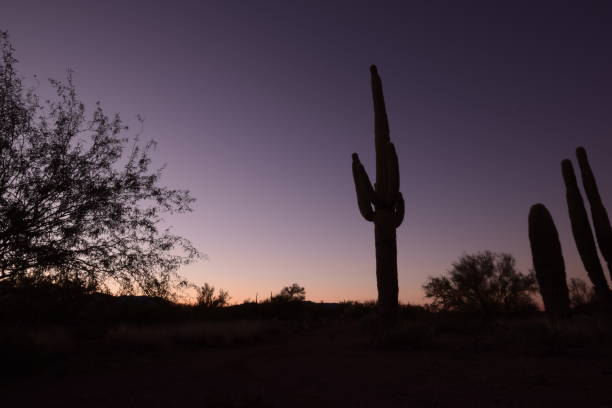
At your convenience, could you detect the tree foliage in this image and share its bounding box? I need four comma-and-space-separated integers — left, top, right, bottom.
423, 251, 537, 314
0, 32, 198, 297
196, 283, 230, 308
273, 283, 306, 302
567, 277, 595, 308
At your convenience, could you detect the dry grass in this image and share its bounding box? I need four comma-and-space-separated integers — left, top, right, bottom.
372, 313, 612, 357
104, 320, 284, 349
1, 318, 286, 379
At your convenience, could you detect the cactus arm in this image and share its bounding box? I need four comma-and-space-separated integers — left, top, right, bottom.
352, 153, 376, 203
576, 146, 612, 277
370, 65, 390, 145
370, 65, 391, 194
562, 159, 610, 295
352, 153, 375, 222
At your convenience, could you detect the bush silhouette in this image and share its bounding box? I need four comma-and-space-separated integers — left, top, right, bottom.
196, 283, 230, 308
423, 251, 537, 315
568, 277, 596, 309
273, 283, 306, 302
0, 32, 198, 297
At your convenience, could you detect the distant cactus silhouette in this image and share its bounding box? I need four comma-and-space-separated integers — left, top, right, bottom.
528, 203, 570, 317
576, 146, 612, 281
561, 159, 611, 299
352, 65, 404, 325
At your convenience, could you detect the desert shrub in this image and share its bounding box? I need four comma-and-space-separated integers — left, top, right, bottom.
196, 283, 230, 308
568, 277, 596, 309
423, 251, 538, 316
271, 283, 306, 302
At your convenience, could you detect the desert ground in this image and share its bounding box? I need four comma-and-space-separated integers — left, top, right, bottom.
3, 316, 612, 408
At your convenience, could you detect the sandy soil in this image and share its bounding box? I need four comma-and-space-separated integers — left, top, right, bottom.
3, 322, 612, 407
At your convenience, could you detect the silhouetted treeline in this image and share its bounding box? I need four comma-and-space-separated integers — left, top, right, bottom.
0, 277, 432, 328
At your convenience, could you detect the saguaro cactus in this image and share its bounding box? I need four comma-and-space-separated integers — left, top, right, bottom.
576, 146, 612, 280
352, 65, 404, 325
528, 203, 570, 318
561, 159, 610, 299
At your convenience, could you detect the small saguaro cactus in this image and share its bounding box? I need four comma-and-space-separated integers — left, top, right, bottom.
352, 65, 404, 325
576, 146, 612, 280
528, 203, 570, 318
561, 159, 611, 300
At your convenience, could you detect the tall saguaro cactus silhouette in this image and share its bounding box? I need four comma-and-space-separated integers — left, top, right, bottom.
352, 65, 404, 325
576, 146, 612, 280
562, 159, 610, 299
528, 203, 570, 318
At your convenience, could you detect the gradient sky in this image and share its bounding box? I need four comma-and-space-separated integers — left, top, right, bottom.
2, 1, 612, 304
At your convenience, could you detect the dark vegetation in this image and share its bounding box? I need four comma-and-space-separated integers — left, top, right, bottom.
562, 158, 610, 299
0, 32, 198, 297
6, 271, 612, 407
529, 146, 612, 319
529, 204, 571, 319
352, 65, 404, 325
423, 251, 537, 316
3, 32, 612, 407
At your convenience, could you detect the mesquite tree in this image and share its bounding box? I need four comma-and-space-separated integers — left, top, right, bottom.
423, 251, 536, 314
351, 65, 404, 325
0, 32, 198, 296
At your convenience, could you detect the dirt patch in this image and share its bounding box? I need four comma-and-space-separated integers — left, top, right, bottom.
3, 320, 612, 407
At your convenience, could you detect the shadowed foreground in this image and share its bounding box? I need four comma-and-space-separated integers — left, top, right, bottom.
3, 319, 612, 408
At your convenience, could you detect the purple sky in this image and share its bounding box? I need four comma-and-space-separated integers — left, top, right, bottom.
3, 1, 612, 303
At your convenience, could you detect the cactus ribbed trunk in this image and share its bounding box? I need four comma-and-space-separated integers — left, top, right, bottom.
576, 146, 612, 281
562, 159, 611, 300
528, 203, 570, 318
375, 216, 399, 324
352, 65, 404, 326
